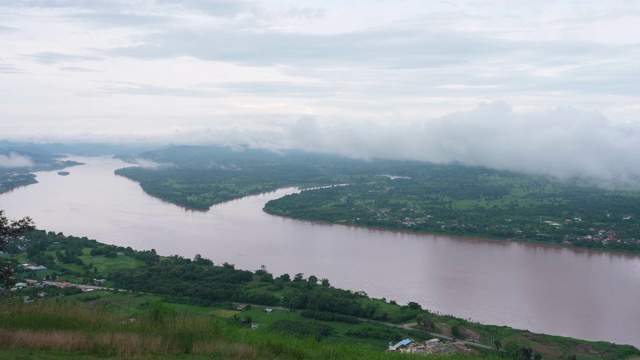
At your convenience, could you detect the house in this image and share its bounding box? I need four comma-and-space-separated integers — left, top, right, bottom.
25, 265, 47, 271
388, 339, 412, 352
265, 308, 273, 314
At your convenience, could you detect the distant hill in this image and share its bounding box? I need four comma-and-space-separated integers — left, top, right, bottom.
0, 141, 152, 157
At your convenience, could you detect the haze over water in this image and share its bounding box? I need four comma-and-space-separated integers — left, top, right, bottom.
1, 156, 639, 348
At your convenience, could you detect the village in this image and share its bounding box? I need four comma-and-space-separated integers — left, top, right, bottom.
349, 203, 640, 252
0, 171, 36, 193
2, 273, 109, 302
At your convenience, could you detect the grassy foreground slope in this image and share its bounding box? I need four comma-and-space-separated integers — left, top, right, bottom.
2, 301, 453, 360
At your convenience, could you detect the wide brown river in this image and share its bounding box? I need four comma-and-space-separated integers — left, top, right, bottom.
1, 157, 639, 347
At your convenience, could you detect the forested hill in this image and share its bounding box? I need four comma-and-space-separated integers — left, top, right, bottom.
114, 145, 418, 209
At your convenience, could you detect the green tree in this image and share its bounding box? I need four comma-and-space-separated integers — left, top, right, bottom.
0, 210, 35, 288
417, 314, 435, 331
450, 324, 462, 340
494, 339, 502, 351
193, 254, 213, 266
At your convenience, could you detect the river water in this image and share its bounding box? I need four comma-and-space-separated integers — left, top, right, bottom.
1, 156, 639, 348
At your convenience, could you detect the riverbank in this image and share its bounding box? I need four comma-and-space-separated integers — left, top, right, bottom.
262, 183, 640, 256
263, 203, 640, 257
4, 230, 639, 358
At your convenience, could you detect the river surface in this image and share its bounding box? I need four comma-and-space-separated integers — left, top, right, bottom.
1, 156, 639, 348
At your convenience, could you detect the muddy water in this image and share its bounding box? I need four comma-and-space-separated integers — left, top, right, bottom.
1, 156, 639, 347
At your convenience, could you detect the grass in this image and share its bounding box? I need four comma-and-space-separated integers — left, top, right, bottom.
210, 309, 240, 318
0, 300, 486, 359
79, 250, 144, 274
12, 253, 30, 263
5, 286, 638, 359
8, 248, 144, 285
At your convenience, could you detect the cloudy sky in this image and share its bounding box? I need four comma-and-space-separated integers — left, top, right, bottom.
1, 1, 639, 182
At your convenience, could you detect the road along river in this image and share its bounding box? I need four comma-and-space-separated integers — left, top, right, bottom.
1, 156, 639, 348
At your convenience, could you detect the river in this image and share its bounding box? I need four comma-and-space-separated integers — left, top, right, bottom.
1, 156, 639, 348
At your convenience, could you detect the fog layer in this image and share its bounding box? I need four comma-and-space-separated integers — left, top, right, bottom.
285, 103, 637, 184
176, 102, 634, 186
0, 152, 35, 168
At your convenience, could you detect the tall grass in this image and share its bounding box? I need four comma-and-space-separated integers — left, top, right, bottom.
0, 301, 233, 357
0, 301, 484, 359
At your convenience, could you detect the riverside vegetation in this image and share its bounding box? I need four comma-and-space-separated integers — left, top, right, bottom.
114, 145, 640, 254
2, 229, 639, 359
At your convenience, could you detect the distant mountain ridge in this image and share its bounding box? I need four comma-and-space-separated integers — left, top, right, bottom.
0, 141, 151, 158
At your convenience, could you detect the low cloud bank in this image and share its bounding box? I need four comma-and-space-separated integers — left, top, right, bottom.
0, 152, 34, 168
12, 102, 638, 187
132, 158, 174, 170
123, 102, 638, 187
283, 102, 639, 186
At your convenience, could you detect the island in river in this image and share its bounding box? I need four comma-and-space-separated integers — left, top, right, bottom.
114, 145, 640, 254
0, 145, 82, 193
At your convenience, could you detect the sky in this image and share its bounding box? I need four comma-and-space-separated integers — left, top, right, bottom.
1, 1, 639, 183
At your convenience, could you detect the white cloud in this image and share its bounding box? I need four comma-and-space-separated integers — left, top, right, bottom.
41, 101, 634, 186
278, 103, 640, 185
132, 158, 174, 170
0, 152, 34, 168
